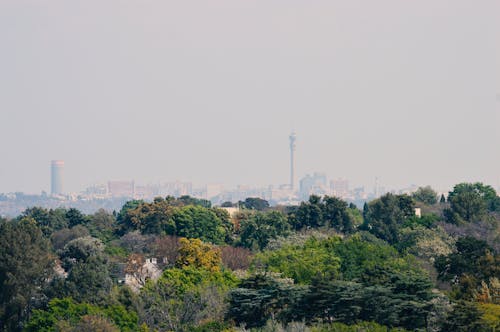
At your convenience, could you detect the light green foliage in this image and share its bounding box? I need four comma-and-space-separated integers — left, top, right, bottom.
254, 237, 342, 284
152, 266, 238, 296
25, 297, 139, 332
332, 233, 417, 281
141, 266, 237, 331
346, 206, 363, 228
310, 321, 408, 331
249, 234, 434, 330
479, 303, 500, 330
173, 206, 231, 244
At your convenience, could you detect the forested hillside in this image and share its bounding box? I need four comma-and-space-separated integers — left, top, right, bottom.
1, 183, 499, 331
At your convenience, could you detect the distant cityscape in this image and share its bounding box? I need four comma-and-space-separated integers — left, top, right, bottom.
0, 133, 448, 217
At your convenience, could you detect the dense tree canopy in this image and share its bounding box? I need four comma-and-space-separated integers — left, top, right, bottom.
0, 218, 54, 331
412, 186, 438, 205
445, 183, 499, 223
1, 183, 499, 331
361, 193, 415, 244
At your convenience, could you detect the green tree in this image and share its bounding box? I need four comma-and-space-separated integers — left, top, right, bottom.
443, 301, 487, 332
66, 208, 89, 228
25, 298, 139, 332
88, 209, 117, 242
361, 193, 415, 244
322, 196, 355, 233
141, 266, 236, 331
239, 211, 291, 250
253, 237, 341, 284
292, 195, 324, 229
177, 195, 211, 208
446, 183, 498, 223
412, 186, 438, 205
21, 207, 68, 236
435, 236, 500, 300
227, 273, 304, 328
173, 206, 229, 244
0, 218, 54, 331
240, 197, 270, 211
53, 237, 112, 304
440, 194, 446, 204
119, 199, 176, 235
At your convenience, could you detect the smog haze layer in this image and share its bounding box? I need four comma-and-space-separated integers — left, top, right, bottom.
0, 0, 499, 193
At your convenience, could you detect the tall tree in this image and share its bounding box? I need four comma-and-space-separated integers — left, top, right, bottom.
361, 193, 415, 244
446, 183, 498, 223
412, 186, 438, 205
0, 218, 54, 331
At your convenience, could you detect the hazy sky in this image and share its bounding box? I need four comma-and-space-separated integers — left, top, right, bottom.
1, 0, 499, 194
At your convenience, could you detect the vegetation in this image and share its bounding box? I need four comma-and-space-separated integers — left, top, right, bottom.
0, 184, 498, 331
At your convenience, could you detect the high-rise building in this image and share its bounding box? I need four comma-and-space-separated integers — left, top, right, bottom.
331, 178, 349, 198
289, 131, 296, 190
51, 160, 64, 195
108, 180, 135, 198
299, 172, 327, 200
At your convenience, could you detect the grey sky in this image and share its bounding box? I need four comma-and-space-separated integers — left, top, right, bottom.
0, 0, 499, 194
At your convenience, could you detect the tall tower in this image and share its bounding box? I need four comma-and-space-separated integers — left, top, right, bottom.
51, 160, 64, 195
289, 131, 296, 190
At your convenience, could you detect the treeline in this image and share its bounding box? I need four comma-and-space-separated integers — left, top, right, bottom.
0, 184, 499, 331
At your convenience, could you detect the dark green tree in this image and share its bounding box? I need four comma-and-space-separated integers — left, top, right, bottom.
412, 186, 438, 205
440, 194, 446, 204
21, 207, 68, 236
442, 301, 487, 332
240, 197, 270, 211
53, 236, 112, 304
434, 236, 499, 300
322, 196, 355, 233
66, 208, 88, 228
0, 218, 54, 331
239, 211, 290, 250
446, 183, 498, 223
293, 195, 324, 229
227, 274, 304, 328
361, 193, 415, 244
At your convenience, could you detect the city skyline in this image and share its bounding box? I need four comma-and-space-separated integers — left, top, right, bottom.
0, 1, 499, 194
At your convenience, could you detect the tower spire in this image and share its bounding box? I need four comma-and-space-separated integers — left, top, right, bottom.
289, 131, 296, 190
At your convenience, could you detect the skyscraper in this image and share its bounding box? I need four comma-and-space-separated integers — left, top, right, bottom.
289, 131, 296, 190
51, 160, 64, 195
